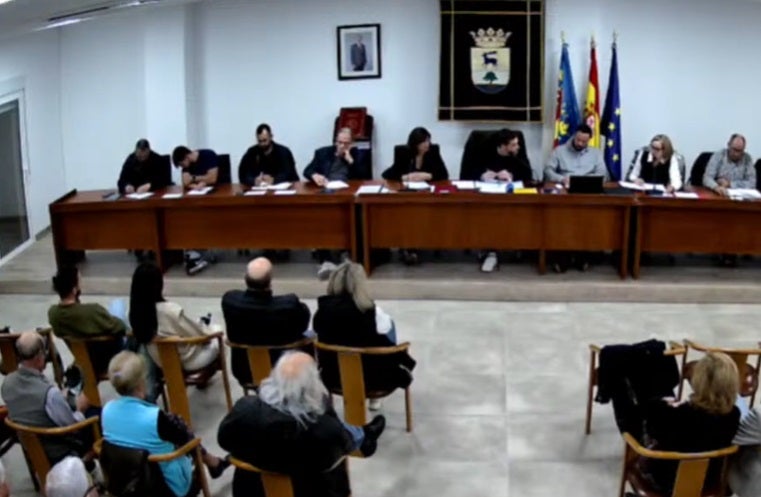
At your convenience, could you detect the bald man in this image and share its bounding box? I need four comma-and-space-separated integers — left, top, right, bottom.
222, 258, 311, 386
218, 352, 385, 497
1, 332, 92, 465
704, 134, 756, 197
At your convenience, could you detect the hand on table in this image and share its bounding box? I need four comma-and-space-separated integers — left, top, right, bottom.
124, 185, 135, 194
137, 183, 151, 194
406, 172, 431, 182
256, 174, 274, 186
312, 173, 327, 187
481, 170, 497, 181
496, 170, 513, 182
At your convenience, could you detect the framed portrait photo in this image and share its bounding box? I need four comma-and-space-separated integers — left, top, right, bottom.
337, 24, 381, 81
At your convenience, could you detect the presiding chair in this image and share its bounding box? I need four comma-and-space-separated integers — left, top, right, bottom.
152, 333, 233, 429
315, 341, 413, 433
216, 154, 232, 185
5, 416, 101, 492
0, 327, 64, 387
618, 432, 736, 497
225, 337, 314, 395
60, 334, 125, 408
585, 341, 686, 434
677, 339, 761, 407
96, 437, 210, 497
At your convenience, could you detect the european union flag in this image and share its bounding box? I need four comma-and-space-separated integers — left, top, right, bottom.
601, 43, 622, 180
553, 43, 580, 147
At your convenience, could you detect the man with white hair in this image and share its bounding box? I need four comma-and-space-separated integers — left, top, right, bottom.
218, 351, 384, 497
46, 456, 99, 497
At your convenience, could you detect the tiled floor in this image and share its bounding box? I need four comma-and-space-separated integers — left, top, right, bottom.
0, 294, 758, 496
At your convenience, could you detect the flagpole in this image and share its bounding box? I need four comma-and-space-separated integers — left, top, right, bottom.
612, 31, 618, 47
561, 30, 565, 44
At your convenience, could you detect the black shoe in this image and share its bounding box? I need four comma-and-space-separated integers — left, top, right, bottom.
360, 415, 386, 457
208, 455, 231, 479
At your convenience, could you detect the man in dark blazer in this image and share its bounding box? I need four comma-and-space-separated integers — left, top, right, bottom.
221, 257, 311, 386
303, 127, 371, 186
238, 123, 299, 187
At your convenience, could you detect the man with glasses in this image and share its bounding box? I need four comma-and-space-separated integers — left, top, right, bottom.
703, 133, 755, 197
238, 123, 299, 187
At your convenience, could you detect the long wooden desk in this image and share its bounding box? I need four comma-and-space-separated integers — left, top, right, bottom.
49, 183, 357, 270
357, 182, 634, 278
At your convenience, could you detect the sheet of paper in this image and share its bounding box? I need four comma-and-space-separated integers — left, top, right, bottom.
511, 181, 524, 190
356, 185, 383, 195
162, 193, 183, 199
325, 180, 349, 190
452, 180, 476, 190
402, 181, 430, 190
187, 186, 213, 196
674, 192, 699, 199
477, 182, 507, 194
728, 188, 761, 199
274, 190, 297, 195
244, 190, 267, 196
619, 181, 666, 192
126, 192, 153, 200
267, 182, 292, 190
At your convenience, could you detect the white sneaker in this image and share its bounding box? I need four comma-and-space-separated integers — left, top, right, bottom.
368, 398, 383, 411
480, 252, 499, 272
317, 261, 337, 280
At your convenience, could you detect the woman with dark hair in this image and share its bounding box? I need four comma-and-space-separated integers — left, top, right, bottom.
382, 127, 448, 264
129, 263, 221, 375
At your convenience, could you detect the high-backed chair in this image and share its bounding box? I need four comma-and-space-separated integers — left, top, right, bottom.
96, 437, 210, 497
315, 341, 413, 433
60, 334, 125, 408
216, 154, 232, 185
755, 159, 761, 191
677, 340, 761, 406
0, 327, 64, 387
152, 333, 233, 429
618, 432, 736, 497
458, 129, 529, 181
585, 341, 686, 434
229, 457, 297, 497
5, 416, 101, 492
159, 154, 173, 187
225, 337, 314, 395
334, 108, 374, 171
687, 152, 714, 188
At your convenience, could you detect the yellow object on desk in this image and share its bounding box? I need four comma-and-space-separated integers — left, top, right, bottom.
513, 188, 538, 194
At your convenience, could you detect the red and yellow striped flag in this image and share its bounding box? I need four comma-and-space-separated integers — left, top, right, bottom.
584, 42, 601, 147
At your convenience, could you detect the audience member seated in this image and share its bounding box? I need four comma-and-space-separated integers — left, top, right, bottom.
640, 352, 740, 494
627, 134, 682, 192
1, 331, 93, 466
238, 123, 299, 187
729, 405, 761, 497
304, 127, 371, 280
45, 456, 100, 497
544, 124, 607, 273
218, 351, 385, 497
102, 351, 229, 497
117, 138, 170, 195
461, 129, 534, 272
48, 265, 127, 375
703, 133, 756, 197
129, 263, 221, 378
381, 126, 448, 265
221, 257, 311, 386
313, 262, 415, 410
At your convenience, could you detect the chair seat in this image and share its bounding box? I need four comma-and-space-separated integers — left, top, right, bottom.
328, 385, 396, 400
626, 465, 724, 497
684, 361, 758, 396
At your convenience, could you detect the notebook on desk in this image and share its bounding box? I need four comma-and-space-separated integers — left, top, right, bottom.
568, 175, 605, 194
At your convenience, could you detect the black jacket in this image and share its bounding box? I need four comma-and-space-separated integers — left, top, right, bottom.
238, 142, 298, 186
303, 146, 371, 181
460, 149, 533, 183
221, 289, 310, 385
382, 146, 449, 181
313, 294, 416, 393
218, 396, 353, 497
117, 151, 170, 193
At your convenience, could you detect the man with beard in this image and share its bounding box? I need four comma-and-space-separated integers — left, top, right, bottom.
117, 139, 169, 194
238, 123, 299, 187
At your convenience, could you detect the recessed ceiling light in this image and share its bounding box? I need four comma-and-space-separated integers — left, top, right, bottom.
0, 0, 16, 5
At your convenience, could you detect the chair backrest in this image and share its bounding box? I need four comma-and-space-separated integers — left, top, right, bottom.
229, 456, 297, 497
152, 338, 194, 429
159, 155, 173, 187
0, 328, 63, 387
392, 144, 441, 168
755, 159, 761, 191
100, 439, 174, 497
687, 152, 714, 187
458, 129, 528, 180
216, 154, 232, 185
314, 341, 410, 426
226, 338, 314, 390
682, 339, 761, 391
61, 334, 123, 408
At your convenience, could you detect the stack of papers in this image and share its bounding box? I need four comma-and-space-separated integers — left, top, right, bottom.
619, 181, 666, 192
126, 192, 153, 200
728, 188, 761, 200
162, 193, 183, 199
356, 185, 383, 195
187, 186, 213, 196
274, 190, 297, 196
451, 180, 476, 190
251, 182, 292, 191
326, 180, 349, 190
402, 181, 430, 190
243, 190, 267, 196
673, 192, 698, 199
477, 182, 507, 194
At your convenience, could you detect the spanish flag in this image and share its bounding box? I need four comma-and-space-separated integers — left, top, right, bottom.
584, 41, 601, 148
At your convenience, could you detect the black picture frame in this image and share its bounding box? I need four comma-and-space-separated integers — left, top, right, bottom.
336, 23, 381, 81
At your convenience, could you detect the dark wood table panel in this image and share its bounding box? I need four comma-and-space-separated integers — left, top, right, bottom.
55, 210, 158, 250
543, 205, 629, 250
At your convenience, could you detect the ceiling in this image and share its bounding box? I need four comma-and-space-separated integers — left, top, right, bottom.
0, 0, 200, 39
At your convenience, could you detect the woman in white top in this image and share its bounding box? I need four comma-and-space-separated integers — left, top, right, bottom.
129, 263, 220, 373
628, 134, 682, 192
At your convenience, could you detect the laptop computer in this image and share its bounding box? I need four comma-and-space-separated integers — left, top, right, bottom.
568, 175, 605, 194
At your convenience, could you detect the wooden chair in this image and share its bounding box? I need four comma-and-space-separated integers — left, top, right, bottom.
225, 337, 314, 395
618, 432, 737, 497
94, 437, 211, 497
586, 341, 686, 434
314, 341, 413, 433
5, 416, 101, 492
153, 332, 233, 429
677, 339, 761, 407
228, 455, 349, 497
60, 334, 125, 408
0, 327, 64, 387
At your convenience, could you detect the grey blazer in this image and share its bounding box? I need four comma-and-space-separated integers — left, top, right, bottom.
730, 407, 761, 497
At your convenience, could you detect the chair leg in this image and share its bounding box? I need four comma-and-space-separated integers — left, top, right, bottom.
618, 446, 629, 497
194, 446, 211, 497
585, 348, 595, 435
22, 448, 40, 492
404, 387, 413, 433
221, 364, 233, 413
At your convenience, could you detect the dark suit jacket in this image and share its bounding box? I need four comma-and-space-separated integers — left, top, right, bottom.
382, 145, 449, 181
238, 142, 298, 186
221, 289, 310, 385
117, 151, 171, 193
313, 294, 415, 393
218, 396, 352, 497
303, 146, 371, 181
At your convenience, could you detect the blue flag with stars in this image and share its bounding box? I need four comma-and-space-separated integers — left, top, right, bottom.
601, 43, 622, 180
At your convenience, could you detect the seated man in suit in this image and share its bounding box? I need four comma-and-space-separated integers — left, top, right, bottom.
238, 123, 299, 187
703, 133, 755, 197
303, 127, 371, 279
172, 145, 221, 274
117, 138, 170, 194
221, 257, 311, 387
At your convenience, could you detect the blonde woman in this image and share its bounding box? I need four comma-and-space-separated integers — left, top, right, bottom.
628, 134, 683, 192
313, 262, 416, 409
642, 352, 740, 492
101, 351, 229, 497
